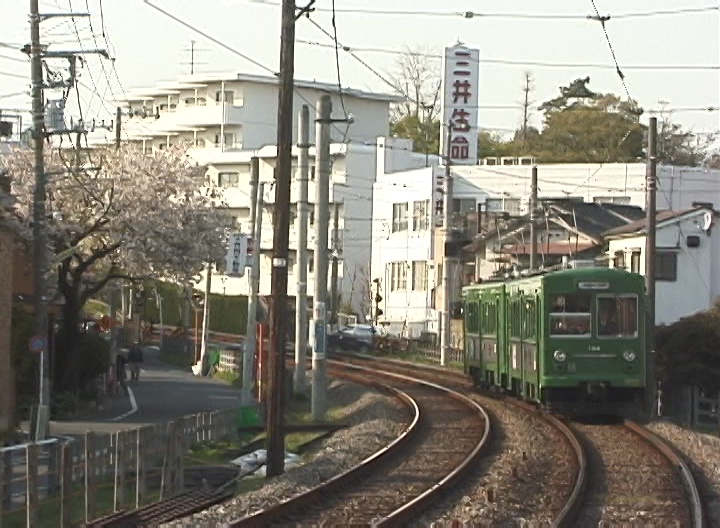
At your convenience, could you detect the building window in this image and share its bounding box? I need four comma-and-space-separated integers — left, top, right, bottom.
613, 251, 625, 270
309, 209, 315, 226
184, 98, 195, 106
215, 90, 234, 104
453, 198, 476, 214
197, 97, 207, 106
392, 203, 408, 232
655, 252, 677, 281
630, 251, 641, 273
218, 172, 239, 186
594, 196, 631, 205
412, 200, 430, 231
390, 262, 407, 291
309, 251, 314, 273
310, 165, 316, 181
411, 261, 428, 291
214, 133, 235, 148
485, 197, 521, 215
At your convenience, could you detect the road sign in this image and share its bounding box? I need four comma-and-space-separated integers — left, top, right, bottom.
28, 335, 46, 353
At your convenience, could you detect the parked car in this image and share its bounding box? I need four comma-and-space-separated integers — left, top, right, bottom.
330, 324, 385, 353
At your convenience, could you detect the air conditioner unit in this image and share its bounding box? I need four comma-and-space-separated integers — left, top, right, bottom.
568, 259, 597, 269
519, 157, 536, 166
501, 157, 518, 166
482, 157, 499, 166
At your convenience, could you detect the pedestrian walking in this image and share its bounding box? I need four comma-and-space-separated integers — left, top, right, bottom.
128, 341, 144, 384
116, 352, 129, 396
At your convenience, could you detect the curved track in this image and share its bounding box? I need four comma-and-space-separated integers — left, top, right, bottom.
567, 419, 706, 527
227, 360, 491, 526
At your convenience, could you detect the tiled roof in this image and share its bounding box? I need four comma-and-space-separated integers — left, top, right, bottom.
603, 208, 709, 237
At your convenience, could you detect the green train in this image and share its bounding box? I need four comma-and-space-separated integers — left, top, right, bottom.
462, 265, 647, 416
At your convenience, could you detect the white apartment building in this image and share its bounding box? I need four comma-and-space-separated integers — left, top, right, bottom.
97, 72, 408, 318
112, 72, 396, 152
606, 206, 720, 325
372, 159, 720, 336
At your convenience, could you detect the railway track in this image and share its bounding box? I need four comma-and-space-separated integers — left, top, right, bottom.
567, 418, 706, 527
226, 360, 491, 526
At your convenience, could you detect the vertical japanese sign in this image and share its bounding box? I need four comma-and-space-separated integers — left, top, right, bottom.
436, 44, 480, 227
439, 44, 480, 165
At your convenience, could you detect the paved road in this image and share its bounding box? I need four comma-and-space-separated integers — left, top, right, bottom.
50, 346, 244, 436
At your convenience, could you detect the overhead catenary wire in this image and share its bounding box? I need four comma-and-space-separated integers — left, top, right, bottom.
242, 1, 719, 20
296, 39, 719, 72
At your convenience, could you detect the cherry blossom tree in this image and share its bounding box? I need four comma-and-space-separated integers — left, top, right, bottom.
3, 143, 234, 390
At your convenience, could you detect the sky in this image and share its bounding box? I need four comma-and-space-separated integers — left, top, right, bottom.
1, 0, 718, 141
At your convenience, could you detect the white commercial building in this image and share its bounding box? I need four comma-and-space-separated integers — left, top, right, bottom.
372, 159, 720, 335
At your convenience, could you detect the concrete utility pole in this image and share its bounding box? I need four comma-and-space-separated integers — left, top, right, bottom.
311, 95, 332, 421
243, 157, 261, 405
330, 202, 341, 326
645, 116, 658, 418
198, 262, 212, 370
266, 0, 297, 477
440, 121, 455, 367
529, 165, 539, 270
294, 105, 310, 395
30, 0, 51, 441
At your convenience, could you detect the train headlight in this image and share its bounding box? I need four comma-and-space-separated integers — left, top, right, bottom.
622, 350, 637, 362
553, 350, 567, 362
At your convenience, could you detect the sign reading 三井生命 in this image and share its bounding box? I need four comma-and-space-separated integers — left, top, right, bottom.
436, 43, 480, 227
439, 43, 480, 166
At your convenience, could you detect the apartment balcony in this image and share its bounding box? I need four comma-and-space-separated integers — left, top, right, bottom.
448, 212, 479, 243
174, 103, 245, 127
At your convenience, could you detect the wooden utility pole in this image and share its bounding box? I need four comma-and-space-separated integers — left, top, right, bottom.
529, 165, 538, 270
440, 121, 454, 367
266, 0, 297, 477
645, 116, 658, 418
115, 107, 122, 149
294, 104, 310, 395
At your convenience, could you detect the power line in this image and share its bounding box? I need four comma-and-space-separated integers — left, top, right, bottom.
296, 39, 719, 72
141, 0, 350, 139
243, 1, 719, 20
329, 0, 346, 115
589, 0, 632, 102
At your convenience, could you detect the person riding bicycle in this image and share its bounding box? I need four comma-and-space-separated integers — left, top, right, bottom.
127, 342, 144, 384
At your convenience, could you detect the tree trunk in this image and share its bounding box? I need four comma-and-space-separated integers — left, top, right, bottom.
56, 284, 83, 393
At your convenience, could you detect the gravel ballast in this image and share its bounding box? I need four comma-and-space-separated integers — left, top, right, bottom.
167, 377, 409, 526
648, 420, 720, 525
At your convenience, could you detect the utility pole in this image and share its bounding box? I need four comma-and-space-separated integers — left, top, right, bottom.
266, 0, 297, 478
198, 262, 212, 371
115, 107, 122, 149
440, 121, 454, 367
330, 202, 341, 326
311, 95, 332, 421
294, 104, 310, 395
520, 72, 534, 151
243, 157, 261, 405
529, 165, 538, 270
645, 116, 658, 419
29, 0, 51, 441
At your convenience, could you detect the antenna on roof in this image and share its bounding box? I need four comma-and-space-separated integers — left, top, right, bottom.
180, 40, 210, 75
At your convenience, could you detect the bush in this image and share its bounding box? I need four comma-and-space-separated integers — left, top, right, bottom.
655, 309, 720, 394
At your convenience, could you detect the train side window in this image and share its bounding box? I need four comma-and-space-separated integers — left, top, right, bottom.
524, 300, 536, 339
597, 295, 638, 338
466, 302, 480, 334
549, 294, 591, 337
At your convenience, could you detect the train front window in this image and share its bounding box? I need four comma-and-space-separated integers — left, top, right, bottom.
549, 294, 591, 337
597, 295, 639, 338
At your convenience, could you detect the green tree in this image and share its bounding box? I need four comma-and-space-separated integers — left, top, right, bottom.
657, 116, 718, 167
391, 115, 440, 157
532, 77, 645, 163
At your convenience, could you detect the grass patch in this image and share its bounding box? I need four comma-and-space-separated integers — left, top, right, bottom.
213, 370, 242, 386
1, 481, 159, 528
